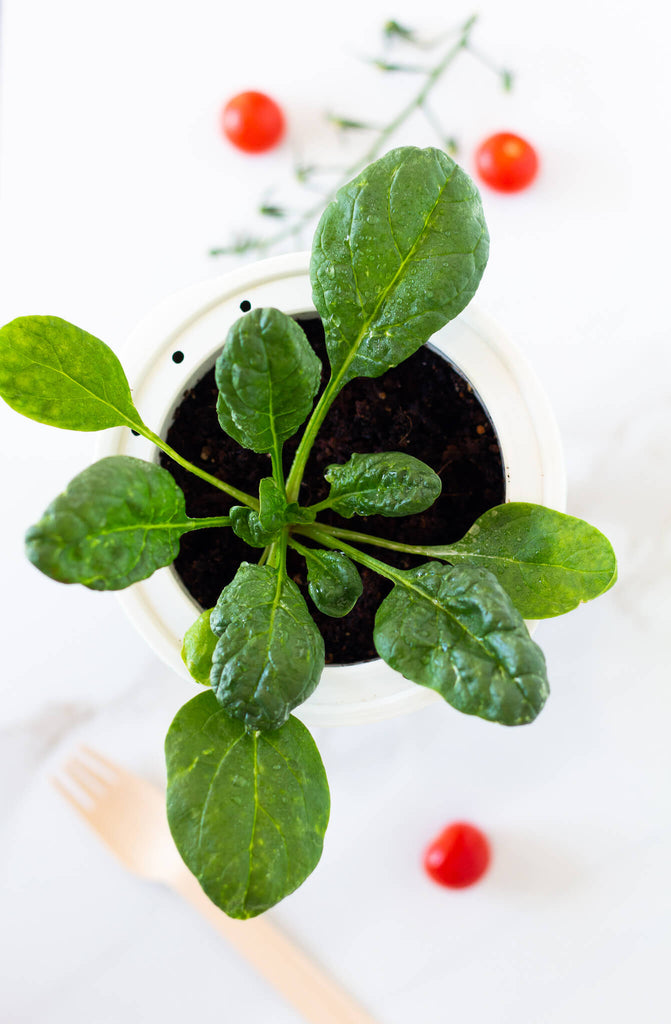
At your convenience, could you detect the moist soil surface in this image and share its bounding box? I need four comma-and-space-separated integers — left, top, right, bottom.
159, 315, 505, 665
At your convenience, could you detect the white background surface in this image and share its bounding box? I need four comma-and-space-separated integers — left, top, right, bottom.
1, 2, 669, 1022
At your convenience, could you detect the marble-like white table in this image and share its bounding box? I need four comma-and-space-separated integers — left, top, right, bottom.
1, 2, 669, 1021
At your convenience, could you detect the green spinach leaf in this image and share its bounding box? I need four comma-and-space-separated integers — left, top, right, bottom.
285, 503, 316, 525
323, 452, 441, 518
310, 146, 488, 389
165, 691, 330, 919
181, 608, 217, 686
256, 477, 288, 533
420, 503, 618, 618
229, 506, 277, 548
230, 478, 287, 547
230, 479, 316, 547
25, 456, 194, 589
374, 562, 548, 725
302, 547, 363, 617
215, 307, 321, 455
0, 316, 145, 431
210, 563, 325, 730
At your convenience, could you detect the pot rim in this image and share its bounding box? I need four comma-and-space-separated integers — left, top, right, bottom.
99, 251, 566, 726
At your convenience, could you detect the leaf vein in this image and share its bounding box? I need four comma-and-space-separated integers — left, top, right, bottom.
196, 730, 247, 856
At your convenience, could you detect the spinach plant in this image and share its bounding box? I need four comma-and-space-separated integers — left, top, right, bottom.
0, 147, 616, 919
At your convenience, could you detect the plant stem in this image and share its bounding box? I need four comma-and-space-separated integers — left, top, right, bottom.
300, 526, 405, 586
284, 376, 341, 502
295, 521, 448, 558
267, 526, 289, 573
271, 445, 286, 492
210, 15, 479, 259
305, 498, 333, 516
287, 536, 316, 562
141, 427, 259, 509
419, 99, 457, 152
370, 14, 477, 157
187, 516, 232, 531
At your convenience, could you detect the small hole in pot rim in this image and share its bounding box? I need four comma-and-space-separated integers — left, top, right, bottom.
172, 351, 185, 364
240, 300, 252, 312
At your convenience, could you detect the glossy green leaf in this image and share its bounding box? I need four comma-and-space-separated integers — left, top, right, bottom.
303, 548, 363, 617
310, 146, 488, 389
230, 479, 313, 547
181, 609, 216, 686
257, 477, 288, 533
285, 503, 316, 525
323, 452, 441, 518
420, 503, 618, 618
0, 315, 144, 431
210, 563, 325, 730
165, 691, 330, 919
229, 506, 277, 548
230, 478, 286, 547
215, 307, 321, 454
25, 456, 193, 590
374, 562, 548, 725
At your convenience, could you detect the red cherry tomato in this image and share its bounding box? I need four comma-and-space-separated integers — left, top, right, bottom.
424, 821, 491, 888
475, 132, 539, 193
221, 91, 285, 154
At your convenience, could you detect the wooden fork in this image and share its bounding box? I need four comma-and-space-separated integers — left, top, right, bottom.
53, 746, 378, 1024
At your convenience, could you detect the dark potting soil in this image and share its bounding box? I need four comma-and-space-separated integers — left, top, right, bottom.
159, 315, 505, 664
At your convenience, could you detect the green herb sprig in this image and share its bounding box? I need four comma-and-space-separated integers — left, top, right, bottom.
0, 146, 616, 919
210, 15, 513, 257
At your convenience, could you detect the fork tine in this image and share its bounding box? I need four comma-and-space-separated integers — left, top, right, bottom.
51, 775, 89, 816
63, 755, 107, 799
79, 745, 123, 778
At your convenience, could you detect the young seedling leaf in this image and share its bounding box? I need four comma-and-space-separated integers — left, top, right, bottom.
181, 608, 217, 686
323, 452, 441, 518
25, 456, 194, 590
257, 477, 288, 533
374, 562, 548, 725
303, 548, 363, 617
230, 477, 285, 547
0, 316, 145, 431
311, 146, 489, 389
421, 503, 618, 618
165, 691, 330, 919
215, 307, 321, 454
210, 563, 325, 730
229, 506, 278, 548
285, 503, 317, 525
230, 478, 311, 547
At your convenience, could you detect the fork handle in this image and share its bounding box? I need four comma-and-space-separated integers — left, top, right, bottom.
171, 872, 380, 1024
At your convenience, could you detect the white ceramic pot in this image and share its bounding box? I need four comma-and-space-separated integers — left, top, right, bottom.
99, 252, 566, 726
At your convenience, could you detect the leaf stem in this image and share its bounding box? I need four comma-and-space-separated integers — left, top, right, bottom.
294, 521, 449, 558
286, 536, 311, 561
271, 445, 286, 492
284, 376, 341, 502
287, 536, 315, 562
187, 516, 232, 531
304, 498, 333, 516
267, 526, 289, 574
299, 525, 404, 586
141, 427, 259, 509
